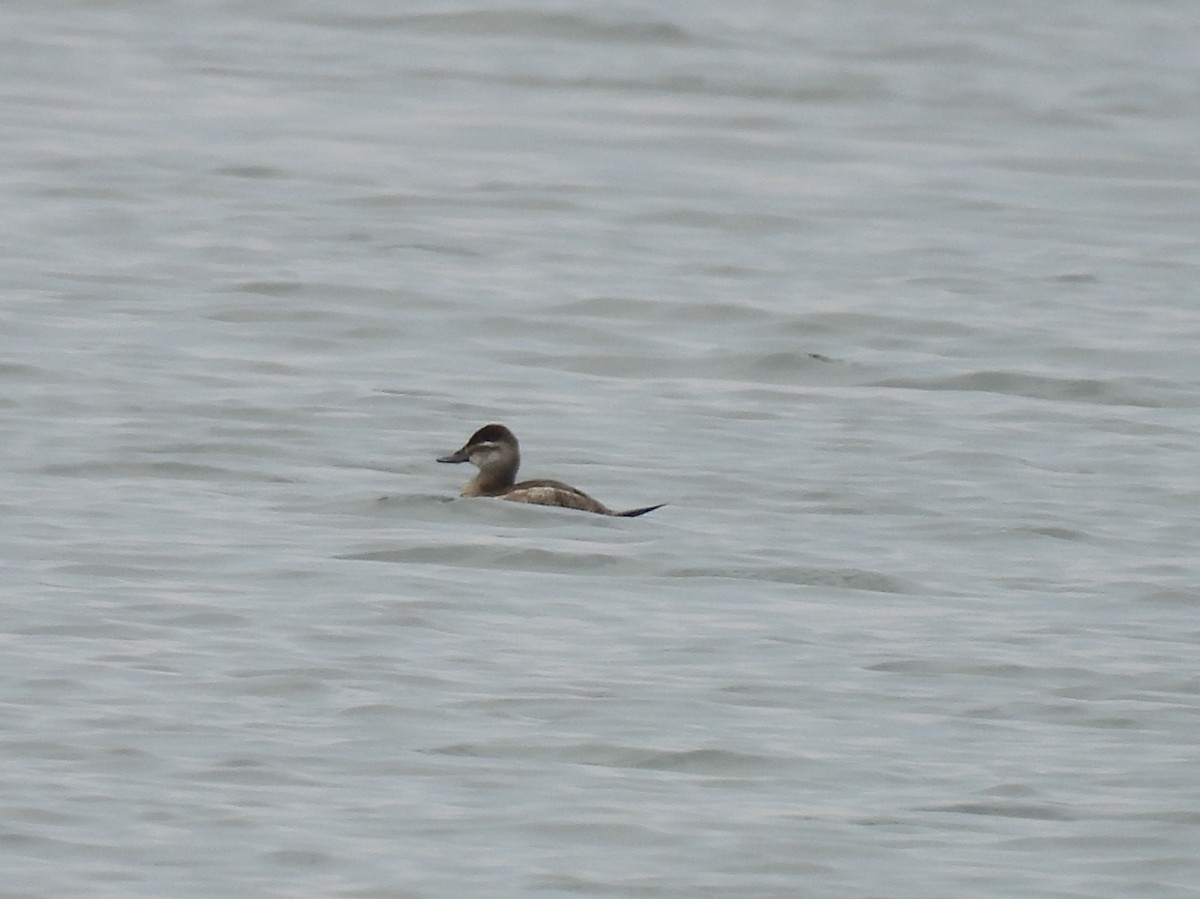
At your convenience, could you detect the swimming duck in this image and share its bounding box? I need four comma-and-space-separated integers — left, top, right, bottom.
438, 424, 664, 517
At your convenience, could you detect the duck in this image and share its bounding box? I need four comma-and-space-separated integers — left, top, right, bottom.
437, 424, 664, 517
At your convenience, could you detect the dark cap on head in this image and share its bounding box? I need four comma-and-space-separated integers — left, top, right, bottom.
438, 423, 518, 463
466, 424, 516, 446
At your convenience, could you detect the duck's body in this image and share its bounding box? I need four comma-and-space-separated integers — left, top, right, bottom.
438, 424, 663, 517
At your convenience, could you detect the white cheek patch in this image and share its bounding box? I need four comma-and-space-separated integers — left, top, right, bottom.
468, 442, 501, 467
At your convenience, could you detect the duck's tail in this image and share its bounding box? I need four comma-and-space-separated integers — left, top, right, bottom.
615, 503, 666, 518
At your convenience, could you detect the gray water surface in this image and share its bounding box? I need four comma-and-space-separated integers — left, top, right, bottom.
4, 1, 1199, 897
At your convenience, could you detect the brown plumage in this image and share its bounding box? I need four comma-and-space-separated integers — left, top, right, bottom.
437, 424, 664, 517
